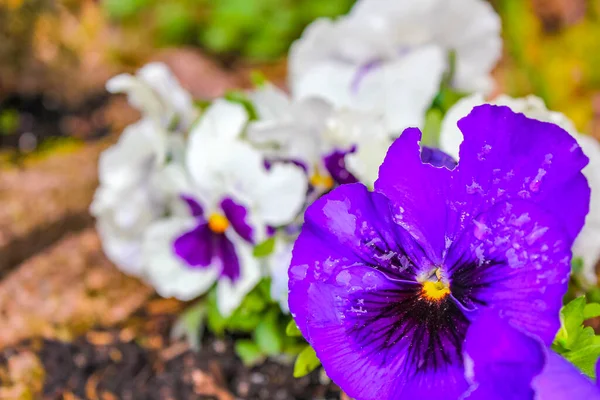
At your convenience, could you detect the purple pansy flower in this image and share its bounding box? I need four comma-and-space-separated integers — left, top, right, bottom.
288, 105, 590, 399
463, 310, 600, 400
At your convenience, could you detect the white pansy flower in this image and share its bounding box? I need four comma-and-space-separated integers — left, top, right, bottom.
267, 236, 295, 313
90, 119, 173, 276
289, 0, 501, 134
142, 100, 308, 316
248, 84, 391, 189
440, 94, 600, 285
107, 62, 199, 130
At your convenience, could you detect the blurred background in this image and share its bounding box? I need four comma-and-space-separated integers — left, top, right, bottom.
0, 0, 599, 398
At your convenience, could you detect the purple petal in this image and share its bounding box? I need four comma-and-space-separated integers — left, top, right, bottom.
533, 353, 600, 399
421, 146, 457, 169
463, 310, 545, 400
324, 149, 359, 185
451, 104, 590, 246
289, 183, 468, 399
375, 128, 452, 263
214, 234, 241, 282
447, 200, 571, 345
173, 222, 212, 267
180, 195, 204, 218
221, 197, 254, 243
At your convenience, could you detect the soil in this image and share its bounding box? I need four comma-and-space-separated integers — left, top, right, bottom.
0, 93, 110, 150
0, 298, 340, 400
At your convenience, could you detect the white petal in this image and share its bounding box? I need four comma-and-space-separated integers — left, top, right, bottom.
291, 60, 357, 110
289, 18, 341, 85
137, 62, 198, 128
254, 163, 308, 226
574, 134, 600, 284
216, 234, 262, 316
359, 45, 445, 133
249, 83, 292, 120
97, 119, 160, 189
143, 218, 219, 300
106, 74, 164, 119
96, 218, 145, 277
151, 163, 193, 198
432, 0, 502, 93
189, 99, 248, 144
439, 93, 486, 160
107, 63, 198, 129
187, 136, 265, 204
268, 239, 294, 313
346, 138, 391, 188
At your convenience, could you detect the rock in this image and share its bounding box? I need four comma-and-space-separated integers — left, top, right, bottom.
152, 47, 242, 99
0, 140, 107, 274
0, 229, 153, 349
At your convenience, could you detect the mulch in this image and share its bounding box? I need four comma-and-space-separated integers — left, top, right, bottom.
0, 298, 341, 400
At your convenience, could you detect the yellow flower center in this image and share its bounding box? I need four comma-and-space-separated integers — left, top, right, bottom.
310, 170, 334, 190
208, 213, 229, 233
421, 269, 450, 301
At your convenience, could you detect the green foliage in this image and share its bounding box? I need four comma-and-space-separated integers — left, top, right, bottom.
224, 91, 260, 121
0, 109, 19, 136
293, 345, 321, 378
255, 309, 284, 355
253, 237, 276, 258
235, 340, 265, 366
206, 279, 306, 366
553, 296, 600, 378
421, 50, 467, 148
102, 0, 356, 61
285, 320, 302, 337
170, 300, 207, 351
154, 2, 196, 45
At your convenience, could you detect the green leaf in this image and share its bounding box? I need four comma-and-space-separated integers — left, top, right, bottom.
572, 257, 584, 274
562, 342, 600, 378
253, 237, 276, 258
223, 91, 259, 121
556, 296, 586, 349
254, 311, 283, 356
170, 301, 207, 351
235, 340, 265, 366
0, 109, 19, 136
421, 108, 443, 148
293, 345, 321, 378
206, 290, 227, 335
584, 303, 600, 320
285, 320, 302, 337
250, 70, 268, 88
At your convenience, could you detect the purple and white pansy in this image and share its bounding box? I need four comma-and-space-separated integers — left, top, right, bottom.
142, 100, 308, 316
440, 94, 600, 286
288, 105, 590, 399
288, 0, 501, 134
248, 83, 391, 189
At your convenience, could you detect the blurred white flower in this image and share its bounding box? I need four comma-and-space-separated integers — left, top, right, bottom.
142, 100, 308, 316
289, 0, 501, 133
107, 62, 199, 131
267, 236, 295, 313
440, 94, 600, 285
90, 119, 175, 276
248, 83, 391, 188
